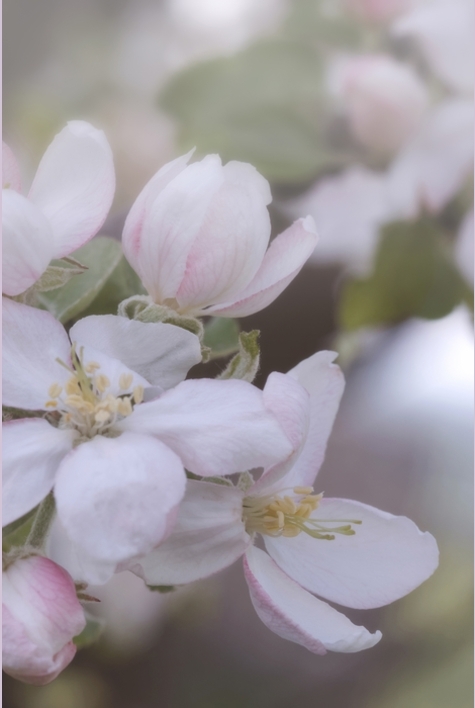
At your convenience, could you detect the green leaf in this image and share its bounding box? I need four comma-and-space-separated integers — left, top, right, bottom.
147, 585, 177, 593
2, 507, 37, 551
160, 40, 344, 183
217, 330, 260, 383
73, 612, 105, 649
39, 237, 124, 323
76, 255, 146, 319
32, 259, 87, 293
203, 317, 240, 359
339, 220, 472, 330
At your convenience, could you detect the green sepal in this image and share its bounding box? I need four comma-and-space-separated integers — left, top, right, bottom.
73, 611, 105, 649
217, 330, 260, 383
203, 317, 240, 359
2, 508, 38, 552
118, 296, 204, 338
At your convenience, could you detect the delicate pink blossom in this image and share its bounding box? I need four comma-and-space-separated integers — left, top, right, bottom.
2, 555, 86, 685
122, 152, 318, 317
2, 299, 295, 584
2, 121, 115, 296
328, 53, 428, 155
131, 352, 439, 653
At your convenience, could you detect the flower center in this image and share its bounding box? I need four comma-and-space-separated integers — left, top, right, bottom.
44, 345, 143, 440
242, 487, 361, 540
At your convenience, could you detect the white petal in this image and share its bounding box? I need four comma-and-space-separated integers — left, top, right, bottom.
129, 480, 250, 585
2, 189, 55, 296
69, 315, 202, 389
2, 419, 76, 526
28, 121, 115, 258
387, 99, 474, 216
2, 298, 73, 410
123, 154, 225, 302
118, 378, 294, 477
122, 150, 194, 278
265, 497, 439, 609
207, 217, 318, 318
54, 433, 186, 567
253, 351, 344, 495
393, 0, 474, 94
3, 142, 22, 191
46, 517, 118, 585
175, 161, 272, 312
283, 167, 394, 274
244, 546, 381, 653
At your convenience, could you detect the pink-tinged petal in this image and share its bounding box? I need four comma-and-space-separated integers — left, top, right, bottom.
2, 189, 55, 296
28, 121, 115, 258
3, 298, 72, 410
122, 150, 194, 276
387, 99, 474, 217
123, 154, 224, 302
69, 314, 201, 389
3, 142, 22, 191
46, 518, 118, 585
54, 433, 186, 568
175, 161, 272, 312
253, 352, 344, 495
129, 480, 250, 585
207, 217, 318, 318
3, 555, 85, 685
3, 419, 77, 527
265, 498, 439, 610
118, 379, 294, 477
244, 546, 381, 653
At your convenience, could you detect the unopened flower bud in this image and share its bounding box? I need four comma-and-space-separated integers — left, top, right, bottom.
2, 555, 86, 685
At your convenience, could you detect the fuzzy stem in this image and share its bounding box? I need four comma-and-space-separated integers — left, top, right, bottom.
26, 492, 56, 549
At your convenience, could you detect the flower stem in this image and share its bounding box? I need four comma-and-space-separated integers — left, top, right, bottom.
26, 493, 56, 549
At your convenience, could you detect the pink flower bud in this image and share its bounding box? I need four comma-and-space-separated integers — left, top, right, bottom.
344, 0, 415, 24
2, 555, 86, 685
328, 54, 428, 155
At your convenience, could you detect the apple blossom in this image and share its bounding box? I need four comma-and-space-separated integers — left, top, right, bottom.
2, 121, 115, 297
328, 54, 428, 155
2, 554, 86, 685
122, 151, 318, 318
130, 351, 439, 654
3, 299, 295, 583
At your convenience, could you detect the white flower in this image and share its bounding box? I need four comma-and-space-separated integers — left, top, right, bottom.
328, 53, 428, 155
3, 299, 294, 584
2, 555, 86, 685
130, 352, 439, 653
2, 121, 115, 296
122, 152, 318, 318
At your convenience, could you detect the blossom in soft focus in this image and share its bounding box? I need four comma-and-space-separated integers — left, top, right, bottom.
129, 352, 439, 653
2, 555, 86, 685
393, 0, 474, 94
328, 54, 428, 155
344, 0, 416, 24
2, 121, 115, 296
3, 299, 295, 584
122, 152, 318, 318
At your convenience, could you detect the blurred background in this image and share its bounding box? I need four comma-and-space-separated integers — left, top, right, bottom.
3, 0, 473, 706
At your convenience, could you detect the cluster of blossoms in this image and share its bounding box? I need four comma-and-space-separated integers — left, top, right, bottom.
286, 0, 474, 276
2, 121, 438, 685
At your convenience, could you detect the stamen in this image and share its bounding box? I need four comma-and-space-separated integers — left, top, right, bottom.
85, 361, 101, 373
48, 383, 63, 398
133, 386, 144, 404
45, 400, 58, 408
95, 374, 111, 393
119, 373, 133, 390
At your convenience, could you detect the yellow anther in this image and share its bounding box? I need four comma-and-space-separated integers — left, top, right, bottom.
118, 398, 133, 416
65, 377, 81, 395
95, 375, 110, 393
45, 400, 58, 408
85, 361, 101, 374
94, 409, 111, 424
119, 373, 133, 390
48, 383, 63, 398
293, 486, 314, 496
282, 526, 301, 538
276, 510, 285, 528
282, 497, 297, 515
133, 386, 144, 404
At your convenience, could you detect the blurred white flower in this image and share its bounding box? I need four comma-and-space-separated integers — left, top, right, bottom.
328, 53, 428, 155
3, 555, 85, 685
